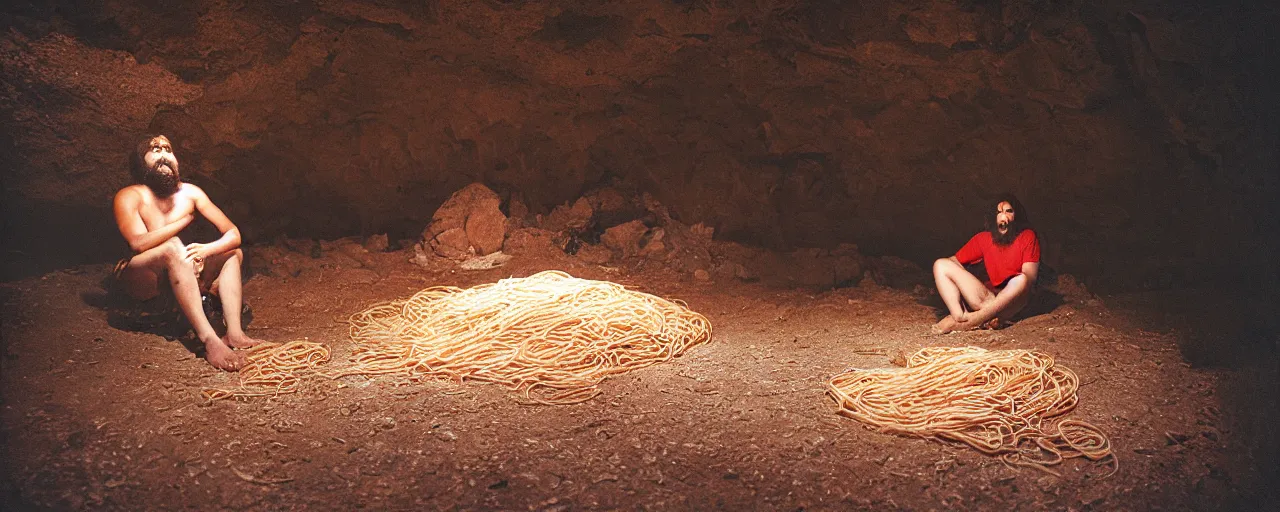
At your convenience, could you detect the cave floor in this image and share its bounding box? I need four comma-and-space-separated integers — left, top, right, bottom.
1, 246, 1272, 510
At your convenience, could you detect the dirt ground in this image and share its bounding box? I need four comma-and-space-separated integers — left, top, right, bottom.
2, 243, 1276, 510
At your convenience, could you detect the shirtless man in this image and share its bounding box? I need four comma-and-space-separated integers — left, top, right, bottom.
112, 134, 261, 370
931, 194, 1041, 334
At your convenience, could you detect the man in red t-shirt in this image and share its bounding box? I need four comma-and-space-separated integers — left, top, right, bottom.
931, 194, 1040, 334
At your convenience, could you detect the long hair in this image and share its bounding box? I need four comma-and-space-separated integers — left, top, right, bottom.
985, 193, 1032, 246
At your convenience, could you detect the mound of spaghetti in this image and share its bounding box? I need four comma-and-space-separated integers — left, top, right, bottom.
202, 340, 331, 400
827, 346, 1115, 474
340, 270, 712, 404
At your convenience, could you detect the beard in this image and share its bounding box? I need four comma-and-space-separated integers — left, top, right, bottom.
142, 158, 181, 197
991, 222, 1020, 246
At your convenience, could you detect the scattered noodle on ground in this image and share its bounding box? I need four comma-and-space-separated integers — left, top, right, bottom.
338, 270, 712, 404
202, 341, 331, 400
826, 346, 1116, 475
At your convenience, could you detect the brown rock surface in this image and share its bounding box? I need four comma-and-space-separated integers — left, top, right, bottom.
429, 227, 472, 260
424, 183, 507, 259
601, 220, 649, 259
465, 206, 507, 256
0, 0, 1275, 295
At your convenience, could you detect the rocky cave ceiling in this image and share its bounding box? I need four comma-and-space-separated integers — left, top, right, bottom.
1, 0, 1276, 292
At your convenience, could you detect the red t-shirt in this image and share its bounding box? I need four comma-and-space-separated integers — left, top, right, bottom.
955, 230, 1040, 288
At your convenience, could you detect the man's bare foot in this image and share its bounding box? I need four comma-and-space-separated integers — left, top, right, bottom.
223, 332, 264, 349
205, 339, 245, 371
952, 315, 987, 332
931, 315, 959, 334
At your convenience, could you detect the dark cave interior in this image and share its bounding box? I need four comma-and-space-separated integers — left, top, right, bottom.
2, 0, 1278, 510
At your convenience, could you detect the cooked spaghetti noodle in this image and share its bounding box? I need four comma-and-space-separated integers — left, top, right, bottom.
202, 340, 331, 400
827, 346, 1115, 474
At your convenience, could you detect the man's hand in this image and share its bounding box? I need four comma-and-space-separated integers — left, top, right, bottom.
185, 243, 212, 275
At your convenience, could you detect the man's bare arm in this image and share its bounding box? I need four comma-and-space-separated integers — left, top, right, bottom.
113, 188, 193, 253
1020, 261, 1040, 286
184, 185, 241, 260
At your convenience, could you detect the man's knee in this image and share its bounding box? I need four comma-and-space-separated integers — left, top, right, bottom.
159, 238, 189, 267
160, 237, 183, 252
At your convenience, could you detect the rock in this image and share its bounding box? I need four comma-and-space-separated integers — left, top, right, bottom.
284, 238, 319, 256
508, 195, 530, 219
693, 269, 711, 282
458, 252, 513, 270
363, 233, 389, 253
830, 244, 864, 285
575, 244, 613, 265
639, 239, 666, 258
1043, 274, 1093, 303
641, 192, 672, 224
639, 227, 667, 258
506, 195, 531, 232
430, 227, 472, 259
688, 223, 715, 242
503, 228, 564, 259
424, 183, 500, 239
584, 186, 640, 227
788, 248, 838, 289
866, 255, 929, 290
601, 220, 648, 258
465, 207, 507, 255
333, 238, 367, 255
423, 183, 507, 259
831, 255, 863, 286
327, 251, 365, 269
333, 239, 377, 267
544, 197, 594, 233
903, 1, 980, 48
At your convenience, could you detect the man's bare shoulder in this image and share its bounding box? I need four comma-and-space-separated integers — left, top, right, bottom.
114, 184, 148, 204
177, 182, 208, 200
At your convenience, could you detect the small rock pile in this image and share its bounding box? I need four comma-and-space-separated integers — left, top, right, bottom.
408, 182, 929, 291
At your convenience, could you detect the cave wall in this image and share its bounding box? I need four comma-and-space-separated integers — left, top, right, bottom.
2, 0, 1276, 292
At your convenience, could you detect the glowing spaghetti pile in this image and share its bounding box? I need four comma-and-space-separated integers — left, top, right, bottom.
338, 270, 712, 404
202, 340, 331, 400
827, 346, 1115, 474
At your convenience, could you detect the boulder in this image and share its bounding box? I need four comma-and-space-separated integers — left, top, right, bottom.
363, 233, 389, 253
429, 227, 472, 259
601, 220, 648, 258
424, 183, 501, 239
423, 183, 507, 259
503, 228, 564, 260
639, 227, 667, 258
544, 197, 594, 233
465, 207, 507, 255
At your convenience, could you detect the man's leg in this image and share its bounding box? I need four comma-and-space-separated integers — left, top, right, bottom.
119, 238, 245, 371
202, 248, 262, 348
953, 274, 1033, 331
932, 258, 995, 334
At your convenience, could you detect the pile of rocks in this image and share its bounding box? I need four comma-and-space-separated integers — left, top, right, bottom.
410, 182, 930, 291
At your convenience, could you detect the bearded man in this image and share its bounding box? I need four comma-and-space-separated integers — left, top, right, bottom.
112, 134, 261, 371
931, 194, 1041, 334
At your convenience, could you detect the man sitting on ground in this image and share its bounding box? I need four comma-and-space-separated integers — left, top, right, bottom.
931, 194, 1040, 334
112, 134, 262, 370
